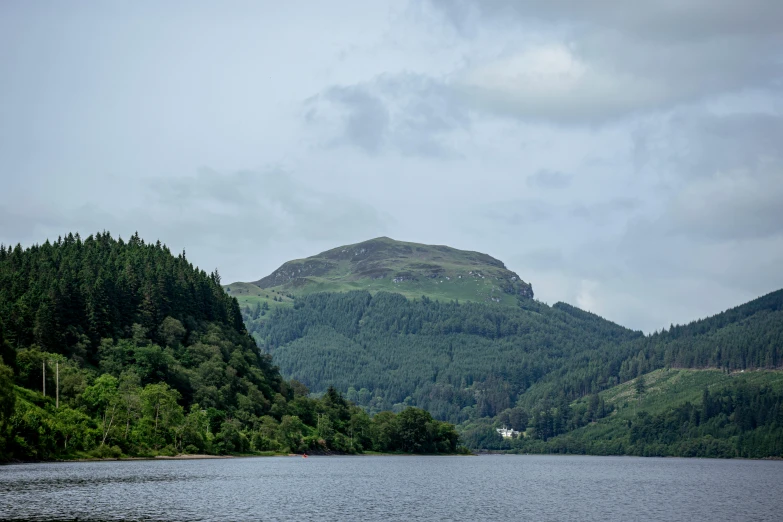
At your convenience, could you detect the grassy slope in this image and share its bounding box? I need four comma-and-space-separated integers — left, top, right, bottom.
225, 237, 533, 308
226, 282, 295, 311
563, 368, 783, 442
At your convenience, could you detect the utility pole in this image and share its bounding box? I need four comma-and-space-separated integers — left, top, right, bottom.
43, 361, 46, 397
56, 361, 59, 409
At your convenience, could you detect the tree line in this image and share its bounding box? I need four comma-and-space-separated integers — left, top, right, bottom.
0, 233, 461, 460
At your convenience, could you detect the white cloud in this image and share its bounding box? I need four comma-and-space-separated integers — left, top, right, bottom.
575, 279, 600, 313
428, 1, 783, 122
457, 44, 670, 122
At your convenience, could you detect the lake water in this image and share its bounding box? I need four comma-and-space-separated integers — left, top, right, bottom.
1, 455, 782, 521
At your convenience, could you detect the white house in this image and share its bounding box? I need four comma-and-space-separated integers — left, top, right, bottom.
496, 426, 520, 439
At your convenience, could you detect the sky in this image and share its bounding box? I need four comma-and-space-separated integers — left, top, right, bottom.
1, 1, 782, 333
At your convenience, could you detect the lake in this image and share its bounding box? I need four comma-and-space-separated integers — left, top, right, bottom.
1, 455, 782, 521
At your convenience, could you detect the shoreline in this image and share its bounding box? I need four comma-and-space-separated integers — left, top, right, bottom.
2, 451, 471, 465
5, 451, 779, 465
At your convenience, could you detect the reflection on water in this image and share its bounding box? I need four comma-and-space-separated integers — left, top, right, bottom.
1, 455, 782, 521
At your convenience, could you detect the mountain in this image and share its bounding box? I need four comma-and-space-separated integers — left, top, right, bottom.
0, 233, 460, 461
225, 237, 534, 312
235, 238, 783, 456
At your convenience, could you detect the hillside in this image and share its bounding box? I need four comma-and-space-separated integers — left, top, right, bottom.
243, 273, 782, 456
0, 233, 460, 461
479, 368, 783, 458
455, 289, 783, 457
225, 237, 534, 312
250, 290, 643, 423
236, 238, 783, 443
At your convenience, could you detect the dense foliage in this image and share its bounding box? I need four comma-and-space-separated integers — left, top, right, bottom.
245, 287, 783, 457
0, 234, 460, 461
500, 380, 783, 459
625, 290, 783, 372
1, 232, 245, 355
247, 290, 643, 423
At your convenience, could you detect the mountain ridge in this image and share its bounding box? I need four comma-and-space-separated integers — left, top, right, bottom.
227, 237, 533, 309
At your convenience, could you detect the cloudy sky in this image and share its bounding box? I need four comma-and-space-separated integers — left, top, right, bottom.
1, 1, 782, 332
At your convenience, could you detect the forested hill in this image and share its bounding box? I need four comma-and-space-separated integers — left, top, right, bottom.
456, 290, 783, 457
252, 291, 644, 422
0, 231, 245, 359
621, 288, 783, 373
249, 287, 783, 431
225, 236, 534, 309
0, 233, 460, 461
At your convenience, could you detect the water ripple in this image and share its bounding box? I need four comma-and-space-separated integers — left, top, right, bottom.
1, 456, 782, 521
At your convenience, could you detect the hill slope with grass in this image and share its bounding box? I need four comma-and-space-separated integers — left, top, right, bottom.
482, 368, 783, 458
225, 237, 534, 314
455, 289, 783, 457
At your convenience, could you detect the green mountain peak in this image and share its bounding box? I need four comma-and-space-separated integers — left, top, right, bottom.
227, 237, 533, 307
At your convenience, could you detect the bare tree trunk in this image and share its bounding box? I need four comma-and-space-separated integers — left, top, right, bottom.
154, 402, 161, 450
124, 399, 132, 440
101, 404, 117, 446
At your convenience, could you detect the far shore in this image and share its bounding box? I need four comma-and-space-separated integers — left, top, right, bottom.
6, 451, 781, 465
0, 451, 473, 465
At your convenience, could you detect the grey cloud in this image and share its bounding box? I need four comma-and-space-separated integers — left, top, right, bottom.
570, 198, 640, 225
634, 111, 783, 179
306, 74, 470, 157
430, 0, 783, 41
428, 0, 783, 123
611, 217, 783, 326
629, 110, 783, 242
516, 247, 565, 271
479, 197, 640, 229
661, 164, 783, 242
480, 199, 555, 227
319, 86, 390, 153
151, 169, 388, 244
527, 169, 572, 189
